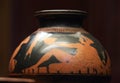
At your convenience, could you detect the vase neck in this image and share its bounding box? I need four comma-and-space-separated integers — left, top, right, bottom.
35, 10, 87, 28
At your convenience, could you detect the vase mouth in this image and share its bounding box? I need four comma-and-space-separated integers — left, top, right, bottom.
35, 9, 87, 16
35, 9, 87, 28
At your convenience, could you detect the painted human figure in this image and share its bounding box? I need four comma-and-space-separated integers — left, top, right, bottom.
23, 34, 110, 74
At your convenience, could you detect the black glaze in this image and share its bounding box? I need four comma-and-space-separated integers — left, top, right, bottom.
35, 10, 87, 28
13, 32, 107, 73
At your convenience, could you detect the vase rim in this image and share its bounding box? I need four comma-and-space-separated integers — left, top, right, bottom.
35, 9, 87, 16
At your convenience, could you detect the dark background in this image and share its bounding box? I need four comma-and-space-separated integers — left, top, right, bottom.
0, 0, 120, 83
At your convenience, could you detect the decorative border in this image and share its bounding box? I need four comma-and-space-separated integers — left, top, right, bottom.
35, 27, 88, 33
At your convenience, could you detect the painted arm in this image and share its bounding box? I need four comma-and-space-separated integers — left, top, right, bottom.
57, 43, 79, 48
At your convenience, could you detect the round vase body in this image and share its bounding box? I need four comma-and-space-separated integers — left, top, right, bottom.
9, 10, 111, 83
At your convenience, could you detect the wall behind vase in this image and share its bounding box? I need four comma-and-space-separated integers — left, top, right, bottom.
11, 0, 120, 83
0, 0, 11, 76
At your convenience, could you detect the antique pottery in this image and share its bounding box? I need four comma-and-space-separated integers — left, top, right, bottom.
9, 10, 111, 83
